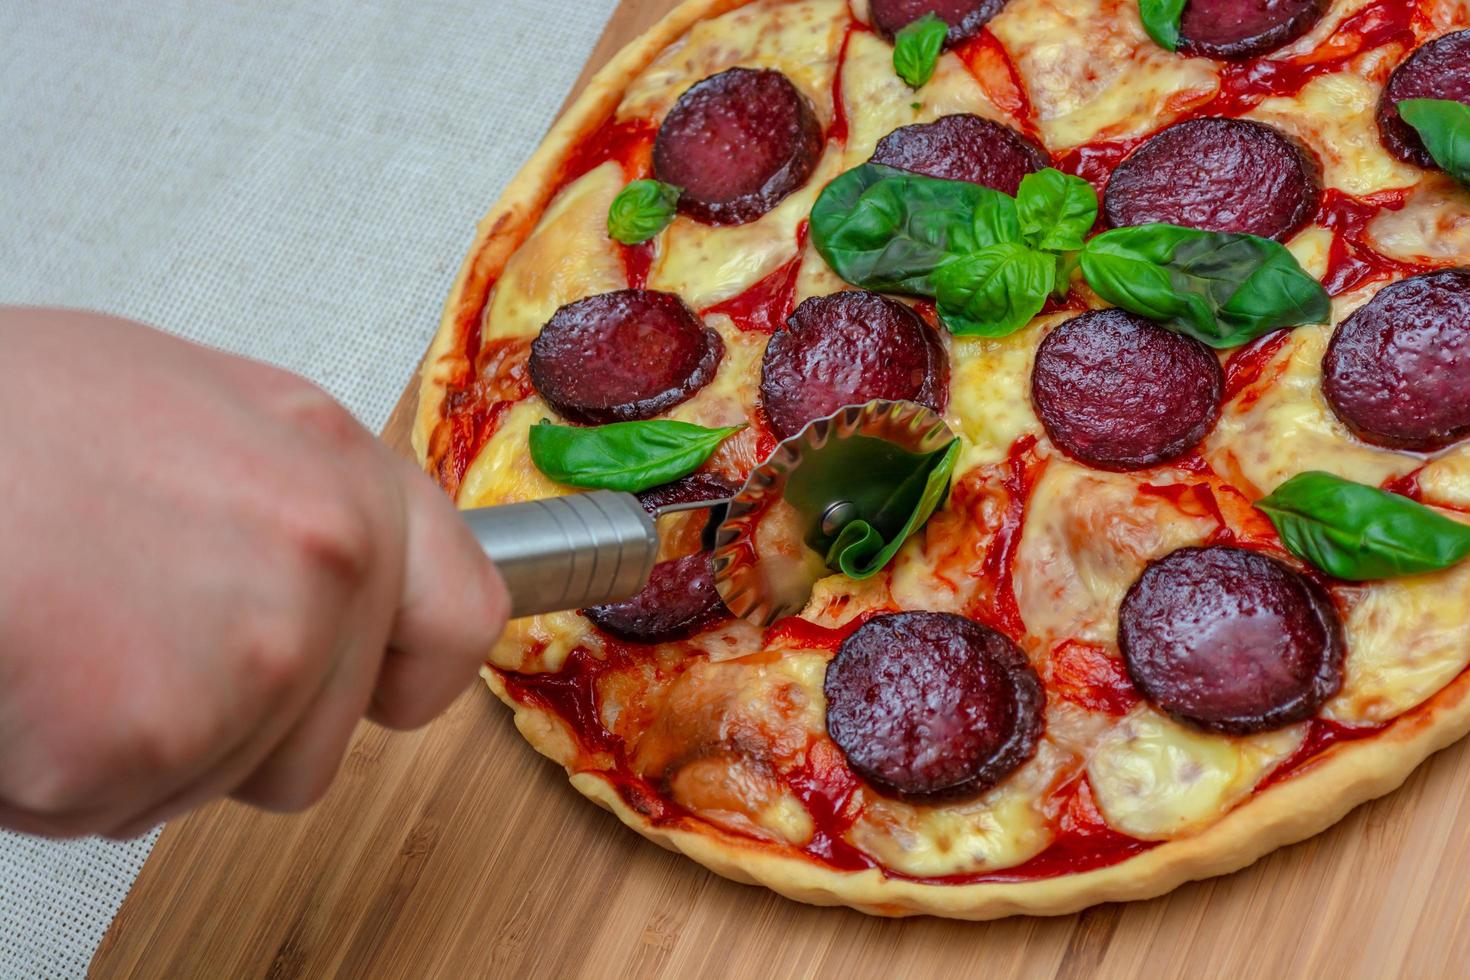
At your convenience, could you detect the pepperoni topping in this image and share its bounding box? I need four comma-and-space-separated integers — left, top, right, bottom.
1322, 270, 1470, 452
583, 552, 730, 644
759, 292, 948, 440
1103, 118, 1322, 242
636, 472, 741, 513
652, 68, 823, 226
1119, 547, 1345, 735
869, 0, 1009, 47
1177, 0, 1329, 60
1031, 310, 1224, 472
824, 612, 1044, 802
869, 114, 1051, 196
528, 290, 723, 425
1377, 30, 1470, 169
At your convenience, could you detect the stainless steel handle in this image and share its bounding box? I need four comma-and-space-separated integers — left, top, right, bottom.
461, 491, 659, 619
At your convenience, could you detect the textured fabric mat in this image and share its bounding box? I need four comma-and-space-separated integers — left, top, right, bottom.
0, 0, 619, 974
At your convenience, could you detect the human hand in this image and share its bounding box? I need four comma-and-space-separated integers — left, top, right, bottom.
0, 308, 507, 838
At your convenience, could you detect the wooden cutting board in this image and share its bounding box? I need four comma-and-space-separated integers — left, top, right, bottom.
92, 3, 1470, 976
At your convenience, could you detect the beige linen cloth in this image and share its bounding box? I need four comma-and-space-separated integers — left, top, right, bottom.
0, 0, 620, 973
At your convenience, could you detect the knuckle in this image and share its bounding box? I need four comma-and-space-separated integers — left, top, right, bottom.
289, 389, 364, 450
282, 494, 376, 589
242, 622, 314, 697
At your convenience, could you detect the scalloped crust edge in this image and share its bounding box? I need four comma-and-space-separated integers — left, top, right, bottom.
421, 0, 1470, 918
485, 663, 1470, 919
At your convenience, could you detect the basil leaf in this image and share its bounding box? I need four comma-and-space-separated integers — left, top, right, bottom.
1398, 98, 1470, 186
893, 13, 948, 90
607, 179, 680, 245
1016, 169, 1099, 252
528, 419, 744, 493
933, 242, 1055, 337
1138, 0, 1186, 52
1256, 471, 1470, 581
811, 163, 1018, 295
784, 434, 961, 580
1080, 224, 1330, 347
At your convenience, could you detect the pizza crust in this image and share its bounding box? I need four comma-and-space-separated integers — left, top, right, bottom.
418, 0, 1470, 918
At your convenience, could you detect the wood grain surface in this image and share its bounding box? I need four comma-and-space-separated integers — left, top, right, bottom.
92, 2, 1470, 976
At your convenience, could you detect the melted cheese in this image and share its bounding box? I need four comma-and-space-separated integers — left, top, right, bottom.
1013, 461, 1216, 648
459, 399, 573, 508
484, 162, 627, 341
633, 653, 829, 845
650, 149, 843, 308
945, 315, 1051, 470
1368, 175, 1470, 263
845, 741, 1064, 877
1204, 320, 1419, 498
838, 29, 997, 167
1247, 73, 1422, 196
1088, 708, 1304, 840
1327, 553, 1470, 724
617, 0, 848, 126
990, 0, 1217, 148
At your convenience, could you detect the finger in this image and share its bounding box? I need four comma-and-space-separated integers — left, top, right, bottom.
368, 461, 508, 731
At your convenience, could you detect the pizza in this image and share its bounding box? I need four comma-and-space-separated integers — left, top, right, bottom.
413, 0, 1470, 918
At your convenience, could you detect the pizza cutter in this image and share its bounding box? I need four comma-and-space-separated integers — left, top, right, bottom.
461, 399, 956, 625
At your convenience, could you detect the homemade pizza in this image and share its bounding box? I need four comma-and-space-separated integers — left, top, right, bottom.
413, 0, 1470, 917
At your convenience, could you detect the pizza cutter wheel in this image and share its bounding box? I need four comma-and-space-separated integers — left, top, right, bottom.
462, 400, 955, 625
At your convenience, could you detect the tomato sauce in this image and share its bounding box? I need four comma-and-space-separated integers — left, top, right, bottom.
962, 435, 1048, 640
1224, 329, 1293, 401
1048, 640, 1141, 715
1055, 136, 1148, 196
829, 22, 861, 146
955, 29, 1041, 142
763, 611, 879, 652
555, 116, 656, 193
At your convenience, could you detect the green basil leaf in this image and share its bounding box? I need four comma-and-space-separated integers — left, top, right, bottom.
1256, 471, 1470, 581
1398, 98, 1470, 186
933, 242, 1055, 337
528, 418, 744, 493
810, 163, 1018, 295
893, 13, 948, 90
784, 434, 961, 580
607, 179, 680, 245
1080, 224, 1330, 347
1138, 0, 1186, 52
1016, 168, 1099, 252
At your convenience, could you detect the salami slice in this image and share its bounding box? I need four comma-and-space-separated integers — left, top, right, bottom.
636, 473, 741, 513
1031, 310, 1224, 471
529, 290, 723, 425
869, 0, 1009, 47
1177, 0, 1329, 60
653, 67, 823, 226
1119, 547, 1344, 735
1322, 269, 1470, 452
759, 292, 948, 440
1377, 30, 1470, 169
824, 612, 1044, 802
1103, 118, 1322, 241
583, 552, 730, 644
869, 114, 1050, 195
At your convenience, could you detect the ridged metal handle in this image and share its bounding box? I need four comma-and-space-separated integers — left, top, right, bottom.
462, 491, 659, 619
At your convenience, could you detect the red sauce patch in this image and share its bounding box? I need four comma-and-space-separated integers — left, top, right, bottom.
955, 29, 1042, 143
765, 611, 883, 652
829, 22, 861, 146
959, 435, 1048, 639
556, 116, 656, 192
1314, 187, 1432, 296
499, 646, 625, 757
1048, 641, 1141, 715
787, 739, 873, 872
1382, 467, 1425, 502
1224, 329, 1293, 403
621, 240, 655, 290
1055, 137, 1148, 197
